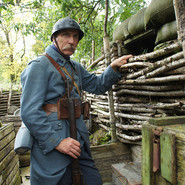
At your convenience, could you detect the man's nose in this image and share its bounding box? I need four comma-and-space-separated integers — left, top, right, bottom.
68, 36, 75, 44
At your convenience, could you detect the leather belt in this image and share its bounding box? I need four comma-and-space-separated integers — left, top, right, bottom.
43, 100, 90, 120
42, 104, 57, 116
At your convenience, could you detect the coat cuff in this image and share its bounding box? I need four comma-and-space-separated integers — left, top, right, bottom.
38, 133, 63, 154
108, 65, 122, 82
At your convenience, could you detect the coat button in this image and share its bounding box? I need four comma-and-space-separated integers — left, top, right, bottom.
58, 123, 62, 127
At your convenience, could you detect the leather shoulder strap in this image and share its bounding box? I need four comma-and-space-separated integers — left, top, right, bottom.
60, 66, 81, 96
44, 53, 71, 98
44, 53, 81, 97
44, 53, 81, 96
45, 53, 67, 80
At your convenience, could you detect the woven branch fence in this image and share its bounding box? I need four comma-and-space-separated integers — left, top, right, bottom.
86, 40, 185, 144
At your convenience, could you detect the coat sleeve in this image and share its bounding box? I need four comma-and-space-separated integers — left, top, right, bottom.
78, 64, 122, 94
20, 60, 63, 155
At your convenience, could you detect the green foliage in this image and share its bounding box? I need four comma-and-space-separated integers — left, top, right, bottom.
32, 40, 45, 56
27, 0, 147, 61
90, 129, 111, 146
0, 1, 34, 84
0, 0, 147, 86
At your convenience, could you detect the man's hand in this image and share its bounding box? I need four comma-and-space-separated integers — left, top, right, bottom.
111, 54, 132, 72
55, 137, 81, 159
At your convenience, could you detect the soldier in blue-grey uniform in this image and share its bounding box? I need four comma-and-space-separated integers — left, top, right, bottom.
20, 17, 132, 185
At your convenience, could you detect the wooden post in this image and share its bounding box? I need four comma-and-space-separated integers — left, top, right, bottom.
103, 0, 117, 142
142, 124, 155, 185
7, 83, 13, 114
91, 40, 95, 63
117, 40, 122, 57
173, 0, 185, 57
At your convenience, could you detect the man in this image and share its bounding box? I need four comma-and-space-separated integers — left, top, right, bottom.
20, 17, 132, 185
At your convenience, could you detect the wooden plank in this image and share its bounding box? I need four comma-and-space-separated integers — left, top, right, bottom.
91, 142, 130, 159
176, 137, 185, 184
166, 125, 185, 184
0, 150, 16, 173
0, 116, 21, 122
0, 155, 19, 184
0, 140, 14, 162
112, 162, 142, 185
14, 174, 22, 185
0, 130, 15, 151
0, 123, 14, 140
155, 173, 172, 185
91, 142, 131, 183
160, 132, 176, 184
148, 116, 185, 126
2, 162, 20, 185
142, 124, 154, 185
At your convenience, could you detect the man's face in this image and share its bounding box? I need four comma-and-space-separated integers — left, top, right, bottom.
54, 29, 79, 56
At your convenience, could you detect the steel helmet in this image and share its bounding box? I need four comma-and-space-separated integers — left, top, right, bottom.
51, 17, 84, 41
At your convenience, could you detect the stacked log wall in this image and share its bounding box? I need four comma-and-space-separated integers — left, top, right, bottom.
0, 116, 30, 168
0, 91, 21, 117
86, 40, 185, 145
86, 0, 185, 146
0, 123, 21, 185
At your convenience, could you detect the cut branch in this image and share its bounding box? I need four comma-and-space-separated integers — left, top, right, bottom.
116, 123, 142, 130
114, 84, 183, 91
120, 62, 152, 69
116, 132, 142, 141
140, 58, 185, 79
114, 112, 150, 120
127, 41, 182, 63
87, 55, 105, 70
126, 51, 184, 79
121, 74, 185, 84
115, 88, 185, 97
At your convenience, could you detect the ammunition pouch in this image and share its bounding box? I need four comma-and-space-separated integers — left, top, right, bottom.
57, 98, 81, 119
56, 98, 90, 120
44, 53, 90, 121
82, 101, 90, 120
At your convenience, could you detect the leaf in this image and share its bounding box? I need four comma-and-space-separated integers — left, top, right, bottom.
118, 6, 124, 14
100, 0, 105, 9
121, 0, 128, 5
2, 0, 14, 5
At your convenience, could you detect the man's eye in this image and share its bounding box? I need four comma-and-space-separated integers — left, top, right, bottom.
61, 32, 69, 37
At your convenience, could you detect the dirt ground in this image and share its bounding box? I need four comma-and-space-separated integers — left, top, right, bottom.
20, 166, 30, 185
20, 166, 112, 185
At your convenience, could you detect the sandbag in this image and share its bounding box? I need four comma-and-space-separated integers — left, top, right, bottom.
144, 0, 175, 30
128, 8, 146, 36
155, 20, 177, 45
113, 17, 131, 42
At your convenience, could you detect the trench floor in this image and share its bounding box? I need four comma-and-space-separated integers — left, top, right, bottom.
20, 166, 112, 185
20, 166, 30, 185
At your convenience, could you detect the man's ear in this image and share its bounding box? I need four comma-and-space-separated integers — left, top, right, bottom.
52, 36, 56, 45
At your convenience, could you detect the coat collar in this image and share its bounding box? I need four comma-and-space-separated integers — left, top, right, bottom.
45, 45, 76, 70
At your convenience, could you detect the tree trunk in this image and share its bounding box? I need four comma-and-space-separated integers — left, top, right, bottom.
173, 0, 185, 57
103, 0, 117, 141
91, 40, 95, 63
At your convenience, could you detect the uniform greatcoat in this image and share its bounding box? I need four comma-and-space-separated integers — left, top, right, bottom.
20, 45, 122, 185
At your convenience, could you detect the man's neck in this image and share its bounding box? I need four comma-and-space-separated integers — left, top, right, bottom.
51, 44, 70, 61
